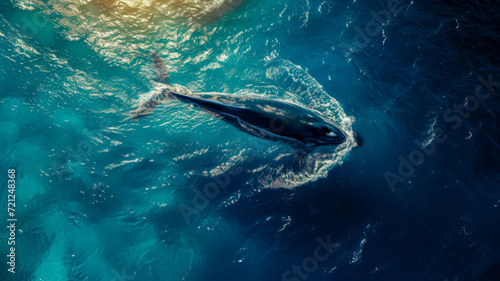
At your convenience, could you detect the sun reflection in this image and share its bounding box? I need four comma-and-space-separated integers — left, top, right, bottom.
88, 0, 154, 11
118, 0, 153, 8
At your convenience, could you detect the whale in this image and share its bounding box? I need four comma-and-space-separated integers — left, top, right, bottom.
131, 52, 348, 149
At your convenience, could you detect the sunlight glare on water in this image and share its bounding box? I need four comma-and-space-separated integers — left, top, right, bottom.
11, 0, 355, 189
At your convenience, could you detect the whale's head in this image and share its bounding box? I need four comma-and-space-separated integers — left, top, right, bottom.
257, 104, 347, 148
300, 122, 346, 147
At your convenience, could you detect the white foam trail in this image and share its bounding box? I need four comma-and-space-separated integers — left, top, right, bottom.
144, 59, 356, 189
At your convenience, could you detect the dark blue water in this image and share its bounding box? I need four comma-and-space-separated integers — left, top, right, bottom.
1, 0, 499, 280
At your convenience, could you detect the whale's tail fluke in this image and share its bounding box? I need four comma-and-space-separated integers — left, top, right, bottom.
129, 51, 170, 120
151, 50, 169, 84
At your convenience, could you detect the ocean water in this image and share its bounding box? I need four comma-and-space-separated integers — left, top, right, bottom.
0, 0, 499, 280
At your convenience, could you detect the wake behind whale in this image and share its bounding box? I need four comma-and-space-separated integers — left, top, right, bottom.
127, 52, 356, 188
132, 52, 348, 150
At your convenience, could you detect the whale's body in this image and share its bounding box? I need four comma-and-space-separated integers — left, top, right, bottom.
131, 52, 347, 149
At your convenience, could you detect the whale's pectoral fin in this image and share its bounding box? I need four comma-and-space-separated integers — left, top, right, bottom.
151, 51, 169, 84
236, 120, 276, 141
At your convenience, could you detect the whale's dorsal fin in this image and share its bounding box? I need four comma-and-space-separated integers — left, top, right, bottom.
151, 51, 169, 84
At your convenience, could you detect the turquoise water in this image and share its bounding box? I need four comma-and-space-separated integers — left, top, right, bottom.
1, 1, 358, 280
2, 0, 500, 280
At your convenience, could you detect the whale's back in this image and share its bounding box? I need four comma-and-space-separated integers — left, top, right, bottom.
168, 91, 346, 147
